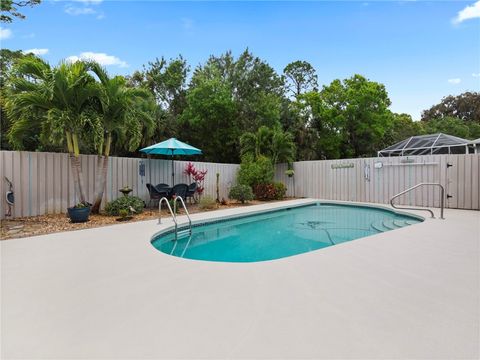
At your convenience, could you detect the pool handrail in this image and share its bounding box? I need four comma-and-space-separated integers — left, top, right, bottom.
390, 182, 445, 219
158, 197, 178, 239
173, 196, 192, 238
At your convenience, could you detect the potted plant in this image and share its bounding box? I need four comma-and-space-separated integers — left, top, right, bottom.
285, 169, 295, 178
67, 202, 90, 223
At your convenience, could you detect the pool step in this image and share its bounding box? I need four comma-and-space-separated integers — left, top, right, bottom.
371, 218, 414, 233
382, 219, 399, 230
371, 221, 391, 232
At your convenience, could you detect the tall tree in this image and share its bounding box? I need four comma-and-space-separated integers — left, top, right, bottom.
283, 60, 318, 98
421, 92, 480, 123
423, 116, 480, 139
318, 75, 393, 158
180, 74, 239, 163
191, 49, 285, 132
381, 112, 425, 148
128, 56, 189, 145
1, 0, 41, 22
89, 63, 156, 213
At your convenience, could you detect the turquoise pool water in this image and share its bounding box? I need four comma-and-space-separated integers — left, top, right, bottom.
151, 203, 422, 263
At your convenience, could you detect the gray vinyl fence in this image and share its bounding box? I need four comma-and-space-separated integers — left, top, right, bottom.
0, 151, 239, 219
1, 151, 479, 219
275, 154, 479, 211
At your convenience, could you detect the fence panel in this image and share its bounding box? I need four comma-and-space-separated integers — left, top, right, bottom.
0, 151, 240, 219
275, 154, 479, 211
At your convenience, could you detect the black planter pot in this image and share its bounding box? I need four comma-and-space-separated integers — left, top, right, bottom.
67, 206, 90, 223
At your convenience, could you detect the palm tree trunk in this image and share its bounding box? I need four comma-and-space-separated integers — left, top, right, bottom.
90, 155, 105, 214
71, 133, 87, 204
91, 134, 111, 214
67, 131, 86, 205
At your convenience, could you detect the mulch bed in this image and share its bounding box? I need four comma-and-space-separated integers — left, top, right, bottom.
1, 199, 293, 240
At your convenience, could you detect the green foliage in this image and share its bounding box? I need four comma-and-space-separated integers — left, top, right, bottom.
180, 75, 239, 162
238, 155, 274, 188
73, 202, 89, 209
283, 60, 318, 97
198, 195, 217, 210
3, 45, 479, 163
240, 126, 295, 164
228, 184, 254, 204
118, 209, 129, 218
285, 169, 295, 177
421, 92, 480, 123
273, 182, 287, 199
1, 0, 40, 23
253, 182, 286, 201
105, 196, 144, 216
423, 116, 480, 139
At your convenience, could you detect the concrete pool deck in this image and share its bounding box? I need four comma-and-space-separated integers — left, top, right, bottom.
1, 199, 479, 359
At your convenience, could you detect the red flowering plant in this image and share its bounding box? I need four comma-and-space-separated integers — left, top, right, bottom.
184, 163, 208, 200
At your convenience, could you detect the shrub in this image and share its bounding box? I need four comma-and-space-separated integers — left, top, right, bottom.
229, 184, 254, 204
253, 182, 287, 201
238, 155, 274, 188
273, 182, 287, 200
253, 183, 277, 200
198, 195, 217, 210
105, 196, 144, 216
118, 209, 129, 218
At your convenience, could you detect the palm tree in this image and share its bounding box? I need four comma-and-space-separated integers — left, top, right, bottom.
88, 63, 156, 213
271, 129, 295, 164
6, 57, 98, 204
240, 125, 295, 164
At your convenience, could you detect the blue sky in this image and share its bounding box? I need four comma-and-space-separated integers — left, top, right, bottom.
1, 0, 479, 120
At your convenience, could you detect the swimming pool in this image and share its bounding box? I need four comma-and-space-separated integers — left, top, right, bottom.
151, 203, 423, 262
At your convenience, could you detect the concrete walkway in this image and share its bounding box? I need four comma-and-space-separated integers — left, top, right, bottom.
1, 199, 479, 359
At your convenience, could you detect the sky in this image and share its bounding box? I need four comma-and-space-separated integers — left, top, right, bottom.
1, 0, 479, 120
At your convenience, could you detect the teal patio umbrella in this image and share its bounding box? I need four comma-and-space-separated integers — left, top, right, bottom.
140, 138, 202, 185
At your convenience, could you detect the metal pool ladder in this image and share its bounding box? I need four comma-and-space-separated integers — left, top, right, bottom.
390, 183, 445, 219
158, 196, 192, 241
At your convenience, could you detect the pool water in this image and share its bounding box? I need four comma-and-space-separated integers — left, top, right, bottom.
151, 203, 422, 263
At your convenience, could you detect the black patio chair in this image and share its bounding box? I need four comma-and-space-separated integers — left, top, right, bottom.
156, 183, 170, 189
185, 182, 197, 203
169, 183, 189, 201
146, 183, 169, 208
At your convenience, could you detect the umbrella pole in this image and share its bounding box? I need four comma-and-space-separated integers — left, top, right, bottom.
171, 149, 174, 186
148, 155, 151, 187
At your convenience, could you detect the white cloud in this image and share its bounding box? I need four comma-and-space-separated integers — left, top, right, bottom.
65, 6, 95, 15
473, 73, 480, 77
0, 28, 12, 40
447, 78, 461, 84
67, 52, 128, 68
452, 0, 480, 24
23, 48, 49, 56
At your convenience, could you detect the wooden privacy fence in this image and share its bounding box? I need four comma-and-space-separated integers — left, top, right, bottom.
0, 151, 239, 219
275, 154, 479, 211
1, 151, 478, 219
